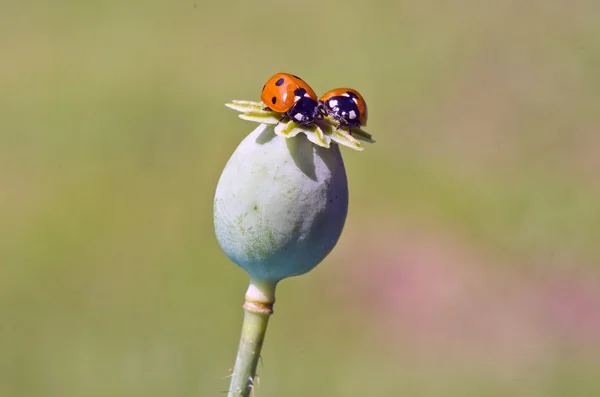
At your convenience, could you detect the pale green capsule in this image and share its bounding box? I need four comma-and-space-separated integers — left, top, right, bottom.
214, 124, 349, 282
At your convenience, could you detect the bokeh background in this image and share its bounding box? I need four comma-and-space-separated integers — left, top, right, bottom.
2, 1, 600, 396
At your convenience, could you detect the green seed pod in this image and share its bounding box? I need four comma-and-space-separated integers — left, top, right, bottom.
214, 123, 348, 282
217, 99, 374, 397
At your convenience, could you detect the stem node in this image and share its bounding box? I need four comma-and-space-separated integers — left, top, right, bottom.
227, 280, 277, 397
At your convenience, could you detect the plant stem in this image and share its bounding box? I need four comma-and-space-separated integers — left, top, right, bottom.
227, 279, 277, 397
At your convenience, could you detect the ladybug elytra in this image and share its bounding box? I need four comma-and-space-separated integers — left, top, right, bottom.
261, 73, 320, 125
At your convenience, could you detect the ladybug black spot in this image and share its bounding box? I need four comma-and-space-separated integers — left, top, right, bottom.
346, 91, 357, 99
294, 87, 306, 97
275, 78, 285, 86
271, 96, 277, 105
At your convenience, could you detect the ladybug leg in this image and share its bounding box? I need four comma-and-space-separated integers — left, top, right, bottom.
338, 117, 350, 133
339, 120, 354, 135
318, 106, 328, 118
330, 120, 342, 131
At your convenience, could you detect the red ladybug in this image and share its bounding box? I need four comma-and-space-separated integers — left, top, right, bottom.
319, 88, 368, 132
261, 73, 320, 125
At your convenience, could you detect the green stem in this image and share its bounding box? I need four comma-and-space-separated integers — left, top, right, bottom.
227, 279, 277, 397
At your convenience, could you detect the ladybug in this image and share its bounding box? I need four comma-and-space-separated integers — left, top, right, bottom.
319, 88, 368, 132
261, 73, 320, 125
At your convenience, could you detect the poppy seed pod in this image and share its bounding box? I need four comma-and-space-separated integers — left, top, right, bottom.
218, 97, 373, 397
214, 123, 349, 282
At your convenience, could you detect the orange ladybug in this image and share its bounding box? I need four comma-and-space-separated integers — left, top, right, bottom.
319, 88, 368, 131
261, 73, 320, 125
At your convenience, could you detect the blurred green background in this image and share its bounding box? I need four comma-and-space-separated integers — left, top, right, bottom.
2, 1, 600, 396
